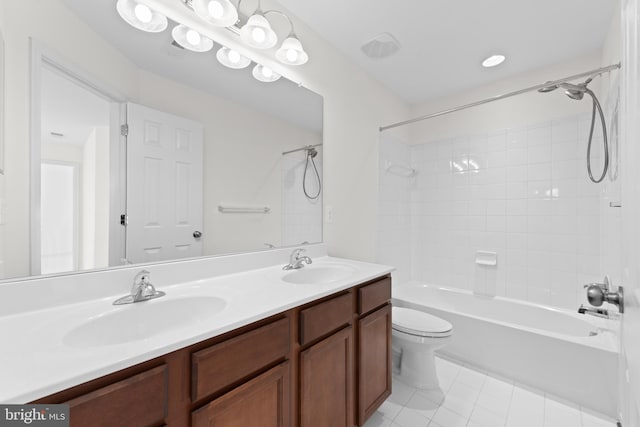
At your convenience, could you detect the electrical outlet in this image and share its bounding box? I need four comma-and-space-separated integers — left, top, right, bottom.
325, 206, 333, 224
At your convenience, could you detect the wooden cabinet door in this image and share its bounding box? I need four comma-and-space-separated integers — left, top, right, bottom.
300, 326, 354, 427
192, 362, 290, 427
358, 304, 392, 425
65, 365, 167, 427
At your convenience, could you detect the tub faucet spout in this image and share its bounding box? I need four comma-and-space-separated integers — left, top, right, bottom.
578, 304, 609, 319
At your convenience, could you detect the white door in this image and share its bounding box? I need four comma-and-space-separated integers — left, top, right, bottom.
125, 103, 203, 264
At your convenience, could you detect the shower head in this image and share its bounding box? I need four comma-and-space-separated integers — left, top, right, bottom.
538, 82, 559, 93
538, 78, 593, 101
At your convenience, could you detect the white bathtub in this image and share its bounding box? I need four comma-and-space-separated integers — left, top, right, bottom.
393, 282, 619, 417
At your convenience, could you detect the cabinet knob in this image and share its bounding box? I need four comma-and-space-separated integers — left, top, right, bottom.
193, 231, 202, 238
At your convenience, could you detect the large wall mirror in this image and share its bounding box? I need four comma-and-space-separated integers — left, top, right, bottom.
0, 0, 323, 281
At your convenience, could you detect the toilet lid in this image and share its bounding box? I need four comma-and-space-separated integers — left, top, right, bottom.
392, 307, 452, 338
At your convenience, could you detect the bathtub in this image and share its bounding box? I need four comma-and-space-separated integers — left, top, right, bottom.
393, 282, 619, 417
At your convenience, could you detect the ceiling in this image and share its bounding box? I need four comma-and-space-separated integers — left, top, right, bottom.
278, 0, 618, 104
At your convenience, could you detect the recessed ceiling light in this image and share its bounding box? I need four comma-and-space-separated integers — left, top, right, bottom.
482, 54, 506, 68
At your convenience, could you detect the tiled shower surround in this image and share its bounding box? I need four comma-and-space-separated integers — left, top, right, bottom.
378, 113, 613, 310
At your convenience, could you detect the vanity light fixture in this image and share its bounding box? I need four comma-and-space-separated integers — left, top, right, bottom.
192, 0, 239, 27
482, 54, 506, 68
267, 10, 308, 66
252, 64, 281, 82
116, 0, 309, 84
172, 24, 214, 52
216, 46, 251, 69
276, 35, 308, 65
116, 0, 168, 33
240, 11, 278, 49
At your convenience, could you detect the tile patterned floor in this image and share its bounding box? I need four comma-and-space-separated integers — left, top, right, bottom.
364, 357, 617, 427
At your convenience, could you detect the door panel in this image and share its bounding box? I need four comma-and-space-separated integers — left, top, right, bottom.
126, 103, 203, 263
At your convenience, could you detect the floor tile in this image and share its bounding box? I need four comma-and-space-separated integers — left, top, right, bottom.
389, 379, 418, 405
394, 407, 431, 427
404, 391, 440, 419
364, 411, 395, 427
455, 365, 487, 390
415, 388, 445, 405
469, 404, 507, 427
378, 400, 404, 421
431, 405, 468, 427
545, 396, 581, 427
377, 356, 617, 427
475, 391, 511, 419
481, 375, 514, 400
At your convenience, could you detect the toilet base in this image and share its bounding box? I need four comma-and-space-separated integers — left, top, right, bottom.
398, 347, 440, 390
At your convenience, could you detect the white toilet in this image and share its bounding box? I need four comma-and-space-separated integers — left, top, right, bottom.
392, 306, 453, 389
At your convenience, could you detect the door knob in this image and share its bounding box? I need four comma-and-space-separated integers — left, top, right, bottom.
193, 231, 202, 238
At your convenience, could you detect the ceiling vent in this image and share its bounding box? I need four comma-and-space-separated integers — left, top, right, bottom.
361, 33, 401, 59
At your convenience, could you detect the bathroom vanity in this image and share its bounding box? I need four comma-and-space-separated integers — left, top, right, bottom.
19, 263, 391, 427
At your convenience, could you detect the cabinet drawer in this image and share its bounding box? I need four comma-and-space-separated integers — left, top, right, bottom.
65, 365, 167, 427
300, 292, 353, 345
192, 362, 290, 427
192, 317, 290, 401
358, 277, 391, 315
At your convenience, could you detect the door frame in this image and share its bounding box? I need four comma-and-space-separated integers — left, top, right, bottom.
29, 39, 128, 275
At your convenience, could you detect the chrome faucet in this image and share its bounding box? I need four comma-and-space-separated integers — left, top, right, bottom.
583, 276, 624, 313
113, 270, 166, 305
283, 248, 312, 270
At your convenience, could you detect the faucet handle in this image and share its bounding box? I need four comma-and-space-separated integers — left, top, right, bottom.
583, 276, 610, 292
293, 248, 306, 258
133, 270, 151, 285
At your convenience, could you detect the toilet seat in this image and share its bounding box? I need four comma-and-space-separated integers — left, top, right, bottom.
392, 307, 452, 338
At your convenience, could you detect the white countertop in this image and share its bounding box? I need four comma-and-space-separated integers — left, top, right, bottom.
0, 255, 393, 403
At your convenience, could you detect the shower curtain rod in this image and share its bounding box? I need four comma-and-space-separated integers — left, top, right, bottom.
282, 143, 323, 156
379, 62, 621, 132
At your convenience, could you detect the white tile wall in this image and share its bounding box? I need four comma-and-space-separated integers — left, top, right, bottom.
281, 153, 323, 247
378, 113, 616, 310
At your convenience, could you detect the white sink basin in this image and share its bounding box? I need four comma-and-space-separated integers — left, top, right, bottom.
282, 263, 357, 285
63, 296, 226, 347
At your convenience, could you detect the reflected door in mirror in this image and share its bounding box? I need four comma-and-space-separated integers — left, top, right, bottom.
125, 103, 204, 264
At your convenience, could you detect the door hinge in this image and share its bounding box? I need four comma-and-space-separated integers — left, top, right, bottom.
120, 124, 129, 137
120, 214, 128, 227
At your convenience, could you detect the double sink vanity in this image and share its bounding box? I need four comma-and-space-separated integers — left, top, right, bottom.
0, 245, 393, 426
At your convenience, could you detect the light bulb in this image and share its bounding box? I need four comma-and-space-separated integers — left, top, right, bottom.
285, 49, 298, 63
261, 66, 273, 78
134, 3, 153, 23
252, 27, 266, 44
207, 0, 224, 19
227, 50, 241, 64
186, 29, 202, 46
